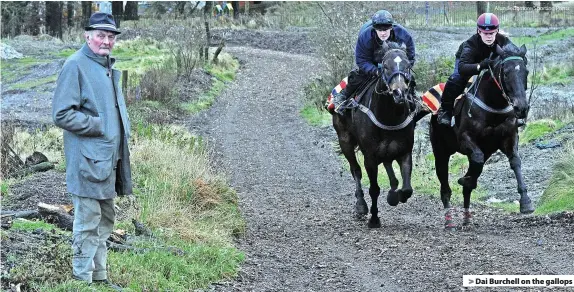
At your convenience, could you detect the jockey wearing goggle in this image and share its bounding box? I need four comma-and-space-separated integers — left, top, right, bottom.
436, 13, 519, 126
332, 10, 416, 114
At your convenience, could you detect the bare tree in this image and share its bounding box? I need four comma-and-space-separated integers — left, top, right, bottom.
46, 1, 63, 39
203, 1, 213, 61
476, 1, 487, 17
231, 1, 239, 19
66, 2, 74, 28
175, 1, 186, 19
81, 1, 92, 27
124, 1, 139, 20
112, 1, 123, 28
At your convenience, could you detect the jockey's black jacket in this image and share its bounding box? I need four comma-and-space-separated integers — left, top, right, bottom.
455, 33, 514, 76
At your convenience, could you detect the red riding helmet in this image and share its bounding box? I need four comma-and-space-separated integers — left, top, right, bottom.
477, 13, 499, 33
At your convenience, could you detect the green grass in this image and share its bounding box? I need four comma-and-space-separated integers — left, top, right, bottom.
181, 79, 226, 114
520, 119, 563, 144
11, 219, 57, 232
300, 104, 332, 127
513, 28, 574, 47
1, 56, 48, 83
8, 75, 58, 91
534, 64, 574, 86
1, 180, 11, 197
181, 53, 239, 114
106, 240, 243, 290
535, 146, 574, 214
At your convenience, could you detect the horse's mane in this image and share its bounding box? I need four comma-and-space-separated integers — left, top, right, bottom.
502, 43, 522, 56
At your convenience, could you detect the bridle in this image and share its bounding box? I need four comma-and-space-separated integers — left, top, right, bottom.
488, 55, 525, 105
354, 48, 416, 131
467, 55, 526, 117
375, 49, 413, 98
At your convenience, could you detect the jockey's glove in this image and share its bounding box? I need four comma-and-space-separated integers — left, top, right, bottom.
479, 58, 493, 71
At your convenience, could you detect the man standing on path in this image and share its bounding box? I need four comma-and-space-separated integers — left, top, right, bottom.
52, 12, 132, 290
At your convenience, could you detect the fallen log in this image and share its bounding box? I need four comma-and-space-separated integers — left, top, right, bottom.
12, 161, 54, 178
38, 202, 73, 231
1, 210, 40, 219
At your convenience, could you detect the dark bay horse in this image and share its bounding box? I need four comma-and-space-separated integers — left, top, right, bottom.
429, 43, 534, 229
333, 42, 417, 228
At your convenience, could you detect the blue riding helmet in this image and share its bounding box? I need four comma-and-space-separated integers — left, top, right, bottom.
371, 10, 394, 29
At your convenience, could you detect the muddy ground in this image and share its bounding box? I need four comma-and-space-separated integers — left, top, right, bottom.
1, 27, 573, 291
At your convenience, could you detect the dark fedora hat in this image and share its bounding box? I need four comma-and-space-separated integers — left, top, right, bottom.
85, 12, 121, 34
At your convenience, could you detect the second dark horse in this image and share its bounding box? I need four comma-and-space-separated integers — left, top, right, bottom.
430, 43, 535, 229
333, 42, 417, 228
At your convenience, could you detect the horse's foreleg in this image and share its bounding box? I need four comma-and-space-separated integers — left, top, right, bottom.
340, 140, 367, 216
364, 159, 381, 228
502, 138, 535, 214
383, 162, 400, 207
397, 153, 413, 204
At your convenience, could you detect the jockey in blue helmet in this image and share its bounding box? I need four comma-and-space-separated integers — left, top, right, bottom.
333, 10, 416, 114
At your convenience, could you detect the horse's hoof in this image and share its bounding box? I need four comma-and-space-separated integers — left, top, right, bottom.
520, 200, 535, 214
444, 224, 457, 231
457, 176, 477, 189
398, 189, 413, 203
368, 217, 381, 228
387, 190, 400, 206
355, 200, 368, 215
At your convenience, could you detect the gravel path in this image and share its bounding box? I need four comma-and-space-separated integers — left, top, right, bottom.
186, 46, 574, 292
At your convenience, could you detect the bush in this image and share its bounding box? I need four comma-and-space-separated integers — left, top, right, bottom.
139, 63, 178, 105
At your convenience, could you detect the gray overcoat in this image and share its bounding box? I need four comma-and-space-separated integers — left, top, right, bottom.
52, 44, 132, 199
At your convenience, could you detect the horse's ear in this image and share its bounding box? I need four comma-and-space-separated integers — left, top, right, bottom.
495, 44, 504, 57
400, 43, 407, 50
519, 44, 527, 56
382, 41, 389, 52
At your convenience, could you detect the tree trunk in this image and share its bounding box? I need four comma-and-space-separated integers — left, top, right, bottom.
46, 1, 63, 39
175, 1, 186, 18
476, 1, 488, 17
82, 1, 92, 27
212, 40, 225, 64
112, 1, 123, 28
203, 1, 212, 61
231, 1, 239, 19
66, 1, 74, 28
124, 1, 138, 20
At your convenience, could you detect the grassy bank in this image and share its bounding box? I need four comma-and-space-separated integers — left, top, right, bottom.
2, 35, 244, 291
536, 143, 574, 214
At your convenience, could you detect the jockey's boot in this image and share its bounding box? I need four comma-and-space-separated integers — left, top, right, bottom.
517, 119, 526, 127
437, 81, 464, 126
437, 105, 453, 126
333, 89, 348, 115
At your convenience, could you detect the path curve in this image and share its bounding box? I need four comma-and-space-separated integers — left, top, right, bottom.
188, 47, 574, 292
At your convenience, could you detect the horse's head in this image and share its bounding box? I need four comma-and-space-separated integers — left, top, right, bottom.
491, 44, 529, 119
379, 41, 412, 105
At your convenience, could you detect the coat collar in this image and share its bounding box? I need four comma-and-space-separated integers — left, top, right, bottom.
81, 43, 116, 68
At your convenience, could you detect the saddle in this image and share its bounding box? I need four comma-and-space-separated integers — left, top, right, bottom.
421, 76, 479, 116
326, 76, 377, 112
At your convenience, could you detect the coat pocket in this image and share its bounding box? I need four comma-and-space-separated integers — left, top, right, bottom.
79, 140, 115, 182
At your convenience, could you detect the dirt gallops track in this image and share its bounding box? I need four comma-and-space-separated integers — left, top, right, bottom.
186, 46, 574, 292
